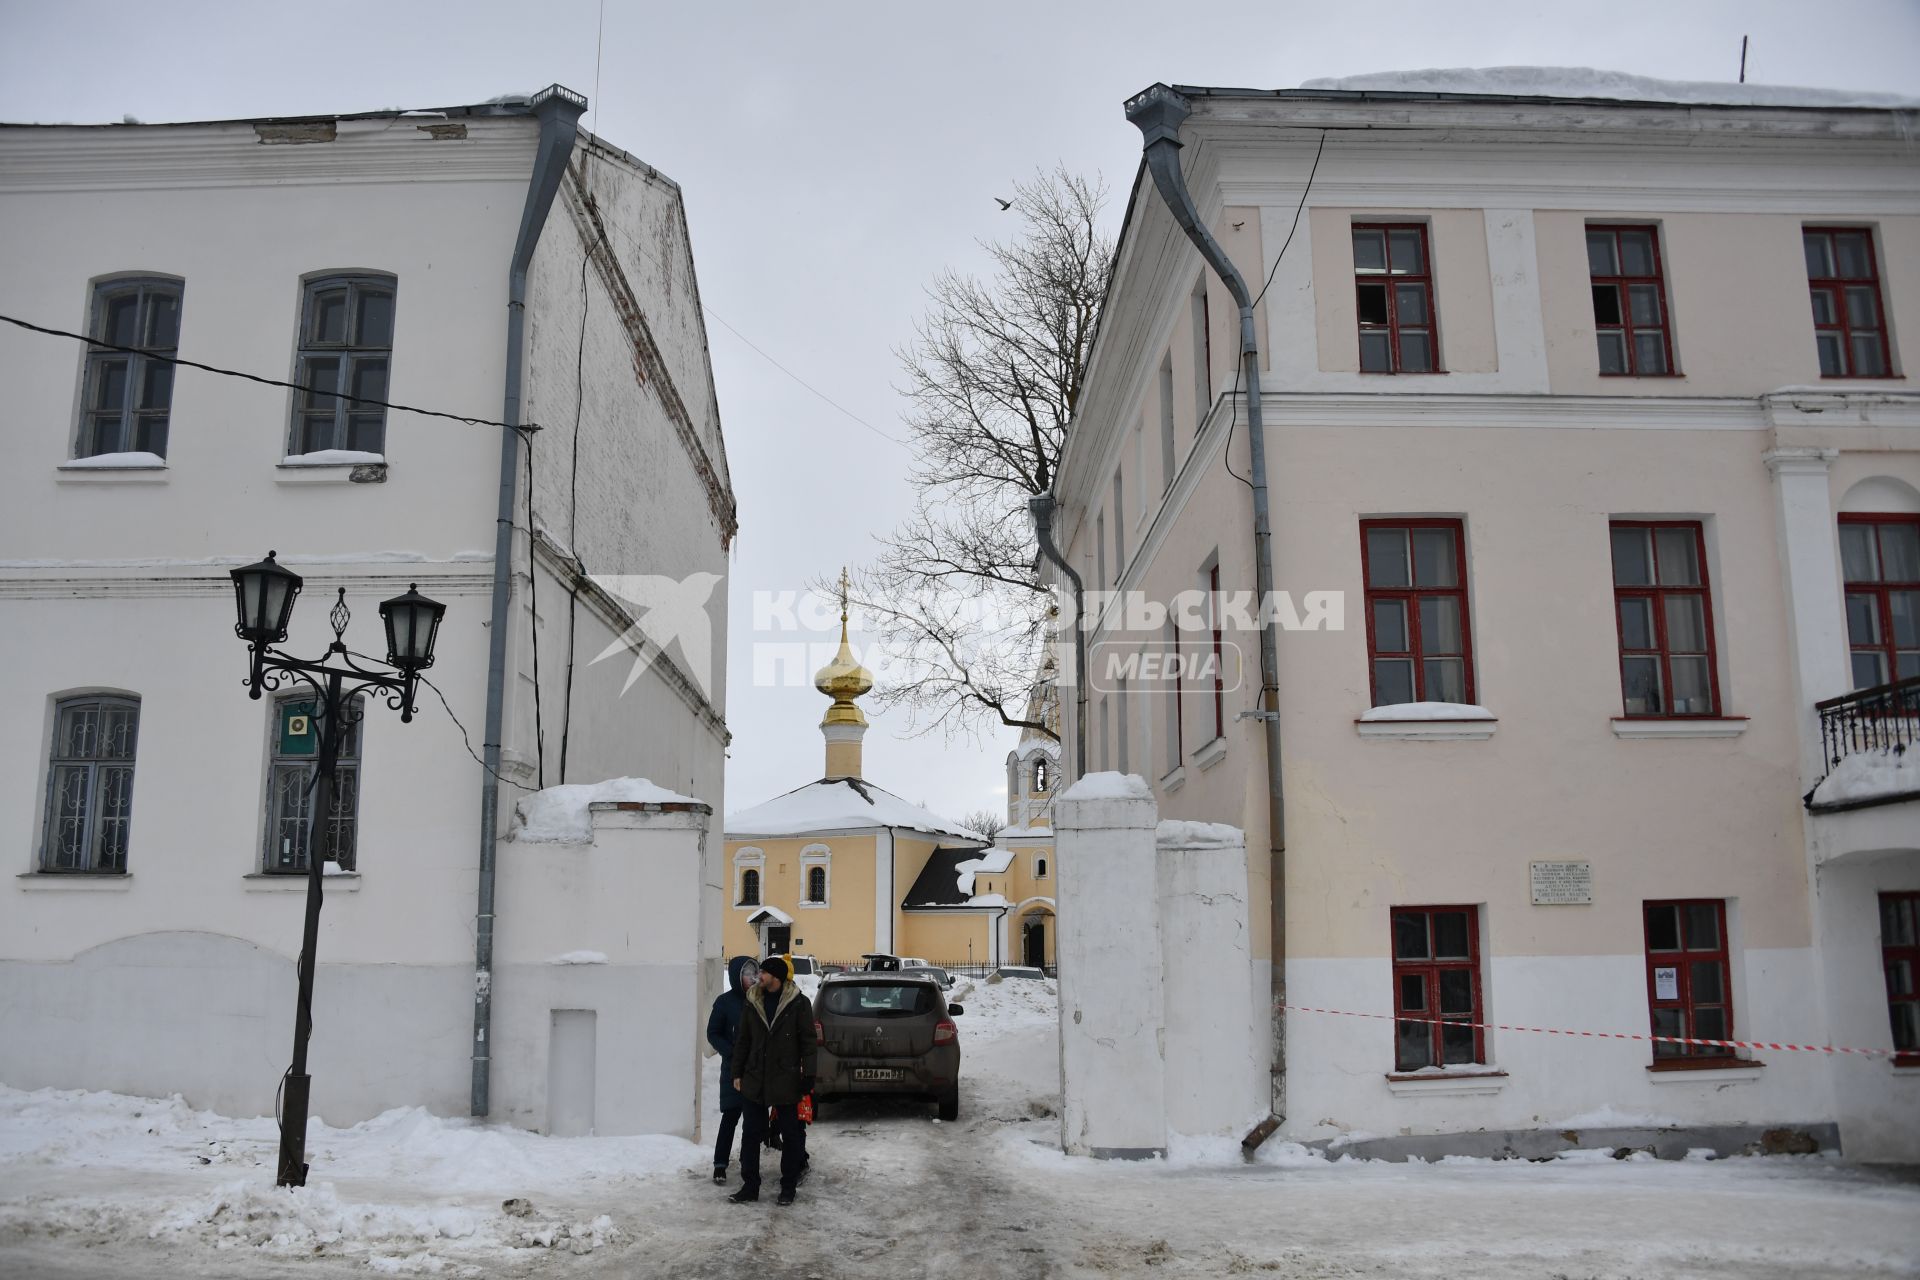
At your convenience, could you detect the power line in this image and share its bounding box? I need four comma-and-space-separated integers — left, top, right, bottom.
586, 217, 910, 451
1221, 129, 1327, 492
1, 312, 543, 435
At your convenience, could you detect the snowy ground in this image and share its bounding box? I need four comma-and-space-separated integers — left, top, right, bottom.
3, 977, 1917, 1279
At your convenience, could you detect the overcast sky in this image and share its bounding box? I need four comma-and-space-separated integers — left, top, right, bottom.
5, 0, 1917, 823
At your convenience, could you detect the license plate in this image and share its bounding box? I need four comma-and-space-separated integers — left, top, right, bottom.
853, 1068, 904, 1081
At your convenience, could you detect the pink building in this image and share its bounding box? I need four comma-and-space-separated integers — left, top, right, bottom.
1042, 70, 1920, 1160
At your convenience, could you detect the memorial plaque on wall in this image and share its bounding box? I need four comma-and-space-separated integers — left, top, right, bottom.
1530, 860, 1593, 905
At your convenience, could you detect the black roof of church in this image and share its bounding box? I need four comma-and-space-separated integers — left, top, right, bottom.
900, 847, 980, 910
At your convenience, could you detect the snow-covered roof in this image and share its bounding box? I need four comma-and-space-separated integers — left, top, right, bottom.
746, 905, 794, 926
725, 777, 982, 841
1295, 67, 1920, 111
955, 849, 1015, 897
512, 777, 706, 844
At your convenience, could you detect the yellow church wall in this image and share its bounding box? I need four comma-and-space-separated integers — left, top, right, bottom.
898, 911, 994, 967
723, 833, 879, 962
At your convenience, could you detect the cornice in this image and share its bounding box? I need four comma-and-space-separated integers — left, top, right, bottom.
0, 117, 539, 193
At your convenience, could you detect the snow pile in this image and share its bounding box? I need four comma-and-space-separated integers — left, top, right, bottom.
955, 847, 1015, 895
59, 451, 166, 469
1359, 701, 1494, 721
1809, 745, 1919, 807
511, 777, 702, 843
147, 1179, 622, 1265
1156, 819, 1242, 846
280, 449, 386, 466
1297, 67, 1920, 110
1060, 771, 1151, 801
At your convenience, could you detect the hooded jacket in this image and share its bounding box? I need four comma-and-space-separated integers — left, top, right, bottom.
706, 956, 754, 1111
732, 979, 817, 1107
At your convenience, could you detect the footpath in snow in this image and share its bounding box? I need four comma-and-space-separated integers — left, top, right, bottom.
3, 976, 1917, 1279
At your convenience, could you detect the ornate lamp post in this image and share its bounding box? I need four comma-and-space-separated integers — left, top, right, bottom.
229, 551, 445, 1188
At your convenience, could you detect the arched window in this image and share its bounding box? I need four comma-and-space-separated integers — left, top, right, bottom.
1035, 857, 1049, 879
41, 694, 140, 872
1033, 758, 1051, 794
807, 865, 827, 903
77, 277, 182, 460
740, 868, 761, 906
290, 273, 397, 457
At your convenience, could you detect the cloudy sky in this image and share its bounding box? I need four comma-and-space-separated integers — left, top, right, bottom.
5, 0, 1917, 823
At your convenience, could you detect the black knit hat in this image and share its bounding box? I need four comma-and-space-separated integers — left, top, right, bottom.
761, 956, 790, 982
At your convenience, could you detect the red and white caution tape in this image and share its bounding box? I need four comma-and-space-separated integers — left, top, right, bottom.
1278, 1003, 1899, 1058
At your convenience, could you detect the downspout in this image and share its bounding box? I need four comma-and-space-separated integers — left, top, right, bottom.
1029, 494, 1088, 777
472, 84, 587, 1118
1124, 83, 1289, 1145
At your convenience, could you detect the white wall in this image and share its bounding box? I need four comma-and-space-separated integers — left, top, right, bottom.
0, 114, 736, 1133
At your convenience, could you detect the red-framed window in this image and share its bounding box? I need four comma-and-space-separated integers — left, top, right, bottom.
1353, 224, 1441, 374
1586, 225, 1675, 376
1610, 522, 1720, 716
1882, 892, 1920, 1067
1804, 227, 1893, 379
1839, 515, 1920, 689
1391, 906, 1483, 1071
1361, 520, 1473, 706
1207, 562, 1225, 741
1643, 899, 1736, 1063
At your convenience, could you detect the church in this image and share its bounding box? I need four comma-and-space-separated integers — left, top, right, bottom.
723, 591, 1059, 970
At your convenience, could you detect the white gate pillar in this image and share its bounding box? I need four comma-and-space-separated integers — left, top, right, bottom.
1054, 772, 1165, 1159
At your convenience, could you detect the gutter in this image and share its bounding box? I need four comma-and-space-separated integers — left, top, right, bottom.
1029, 495, 1088, 777
1124, 83, 1289, 1147
472, 83, 587, 1119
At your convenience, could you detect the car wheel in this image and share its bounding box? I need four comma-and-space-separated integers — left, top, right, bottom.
936, 1087, 959, 1122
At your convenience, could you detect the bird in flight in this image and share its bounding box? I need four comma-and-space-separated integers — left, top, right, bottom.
995, 197, 1012, 211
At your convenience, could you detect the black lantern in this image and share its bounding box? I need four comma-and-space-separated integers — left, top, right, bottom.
230, 551, 304, 645
379, 583, 445, 673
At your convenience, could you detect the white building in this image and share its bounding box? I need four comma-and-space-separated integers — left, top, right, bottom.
1042, 71, 1920, 1159
0, 87, 736, 1138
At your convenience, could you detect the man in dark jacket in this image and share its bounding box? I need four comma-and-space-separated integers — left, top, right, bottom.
705, 955, 757, 1184
728, 956, 815, 1206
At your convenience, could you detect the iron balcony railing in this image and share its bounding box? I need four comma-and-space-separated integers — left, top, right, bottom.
1807, 675, 1920, 811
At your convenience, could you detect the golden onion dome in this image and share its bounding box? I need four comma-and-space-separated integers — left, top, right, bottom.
815, 570, 872, 723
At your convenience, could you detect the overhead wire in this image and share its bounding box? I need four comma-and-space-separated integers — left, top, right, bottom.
1219, 129, 1327, 492
0, 312, 544, 435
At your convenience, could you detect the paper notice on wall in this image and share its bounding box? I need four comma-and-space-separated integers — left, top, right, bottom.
1529, 860, 1593, 905
1654, 966, 1679, 1001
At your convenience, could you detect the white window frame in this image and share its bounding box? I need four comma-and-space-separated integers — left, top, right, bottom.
733, 846, 765, 908
799, 842, 832, 908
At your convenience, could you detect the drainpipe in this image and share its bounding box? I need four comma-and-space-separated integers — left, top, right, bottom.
1029, 494, 1088, 778
472, 84, 587, 1119
1125, 83, 1289, 1144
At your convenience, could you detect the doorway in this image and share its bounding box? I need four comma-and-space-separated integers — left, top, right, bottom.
765, 924, 792, 956
1022, 916, 1047, 968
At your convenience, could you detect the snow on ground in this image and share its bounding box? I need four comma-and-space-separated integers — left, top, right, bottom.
5, 976, 1919, 1278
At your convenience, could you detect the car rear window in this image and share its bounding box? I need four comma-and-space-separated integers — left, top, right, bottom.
822, 983, 937, 1018
790, 958, 815, 975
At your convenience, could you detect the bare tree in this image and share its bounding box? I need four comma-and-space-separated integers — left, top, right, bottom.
837, 167, 1111, 742
956, 808, 1007, 843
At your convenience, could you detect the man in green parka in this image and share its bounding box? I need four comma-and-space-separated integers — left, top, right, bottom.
728, 956, 815, 1205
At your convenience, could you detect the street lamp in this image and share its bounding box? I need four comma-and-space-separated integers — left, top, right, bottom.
228, 551, 446, 1188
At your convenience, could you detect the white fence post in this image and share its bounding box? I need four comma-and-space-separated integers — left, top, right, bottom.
1156, 819, 1261, 1138
1054, 772, 1166, 1159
